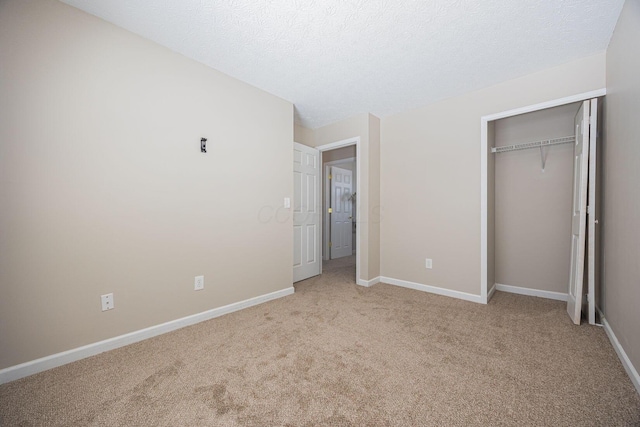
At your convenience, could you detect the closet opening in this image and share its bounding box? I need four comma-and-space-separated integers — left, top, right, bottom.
481, 90, 605, 325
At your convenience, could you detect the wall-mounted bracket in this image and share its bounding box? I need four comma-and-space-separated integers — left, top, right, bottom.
539, 146, 547, 172
201, 137, 207, 153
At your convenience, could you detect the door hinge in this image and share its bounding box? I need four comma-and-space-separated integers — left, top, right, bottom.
329, 174, 332, 180
328, 208, 332, 214
329, 241, 332, 247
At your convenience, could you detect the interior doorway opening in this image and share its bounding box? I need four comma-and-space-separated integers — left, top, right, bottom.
322, 147, 357, 260
317, 137, 363, 284
293, 137, 361, 285
322, 145, 358, 280
321, 146, 357, 279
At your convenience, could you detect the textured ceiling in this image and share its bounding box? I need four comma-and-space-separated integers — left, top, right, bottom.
60, 0, 623, 129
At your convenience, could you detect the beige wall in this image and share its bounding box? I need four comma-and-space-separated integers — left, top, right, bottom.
314, 115, 370, 148
310, 114, 380, 281
380, 53, 606, 295
494, 103, 580, 293
323, 146, 356, 163
294, 124, 315, 147
0, 0, 293, 369
603, 0, 640, 381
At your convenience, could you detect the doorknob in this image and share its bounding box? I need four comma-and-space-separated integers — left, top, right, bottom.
348, 216, 352, 219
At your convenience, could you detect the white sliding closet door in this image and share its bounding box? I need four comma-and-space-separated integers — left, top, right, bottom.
567, 100, 590, 325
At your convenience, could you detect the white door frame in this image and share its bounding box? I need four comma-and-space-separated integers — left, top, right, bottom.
316, 137, 361, 284
480, 88, 606, 304
323, 157, 357, 261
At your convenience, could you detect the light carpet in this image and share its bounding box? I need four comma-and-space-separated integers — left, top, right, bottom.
1, 256, 639, 426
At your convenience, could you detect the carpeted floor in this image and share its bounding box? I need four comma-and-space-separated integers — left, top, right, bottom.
1, 255, 639, 426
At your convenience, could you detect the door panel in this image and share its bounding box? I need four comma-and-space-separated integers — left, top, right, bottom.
330, 166, 353, 259
306, 224, 316, 263
293, 142, 320, 282
293, 226, 301, 267
567, 100, 590, 325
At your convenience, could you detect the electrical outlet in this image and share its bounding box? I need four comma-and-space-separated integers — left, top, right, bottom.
425, 258, 433, 269
194, 275, 204, 291
101, 293, 114, 311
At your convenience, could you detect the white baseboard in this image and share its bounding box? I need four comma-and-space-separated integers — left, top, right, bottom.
357, 276, 380, 287
602, 317, 640, 395
379, 277, 483, 304
487, 283, 497, 302
495, 283, 568, 301
0, 287, 295, 385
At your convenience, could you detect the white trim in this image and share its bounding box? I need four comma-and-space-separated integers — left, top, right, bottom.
482, 89, 607, 122
380, 277, 483, 304
316, 137, 359, 151
495, 283, 568, 301
358, 276, 380, 287
323, 157, 357, 261
316, 137, 362, 285
0, 287, 294, 385
324, 157, 356, 167
487, 283, 497, 302
480, 118, 488, 304
602, 317, 640, 395
480, 89, 606, 304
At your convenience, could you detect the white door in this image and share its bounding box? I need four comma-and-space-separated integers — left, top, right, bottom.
293, 142, 320, 283
587, 98, 599, 325
330, 166, 353, 259
567, 100, 590, 325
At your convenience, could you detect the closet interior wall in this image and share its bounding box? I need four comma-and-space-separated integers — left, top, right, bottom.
493, 103, 581, 295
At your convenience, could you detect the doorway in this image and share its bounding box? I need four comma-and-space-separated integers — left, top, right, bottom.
293, 137, 362, 284
322, 146, 357, 278
317, 137, 367, 286
322, 147, 357, 260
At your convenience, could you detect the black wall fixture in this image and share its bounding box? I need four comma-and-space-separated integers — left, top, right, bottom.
201, 137, 207, 153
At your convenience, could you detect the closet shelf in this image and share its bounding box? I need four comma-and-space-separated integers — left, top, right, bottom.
491, 135, 575, 154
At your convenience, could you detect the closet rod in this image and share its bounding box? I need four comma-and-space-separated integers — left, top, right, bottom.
491, 135, 575, 154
